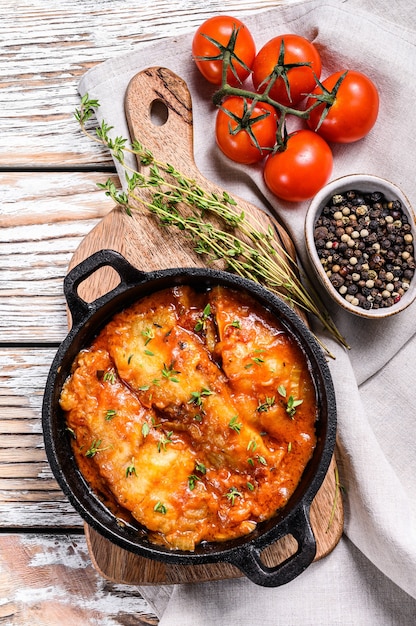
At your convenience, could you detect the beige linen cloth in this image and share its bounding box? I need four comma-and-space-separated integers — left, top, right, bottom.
78, 1, 416, 623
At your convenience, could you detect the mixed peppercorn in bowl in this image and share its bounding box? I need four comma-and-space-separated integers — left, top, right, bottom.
305, 175, 416, 319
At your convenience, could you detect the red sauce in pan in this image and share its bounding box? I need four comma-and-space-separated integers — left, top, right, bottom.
60, 285, 317, 551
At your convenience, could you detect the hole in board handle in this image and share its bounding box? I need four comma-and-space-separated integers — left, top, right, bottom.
150, 99, 169, 126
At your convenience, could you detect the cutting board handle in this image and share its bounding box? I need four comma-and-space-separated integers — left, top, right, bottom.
125, 67, 195, 176
124, 66, 300, 271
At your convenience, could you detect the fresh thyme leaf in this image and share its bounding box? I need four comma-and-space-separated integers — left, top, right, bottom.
228, 415, 242, 433
66, 427, 76, 439
278, 385, 303, 417
75, 94, 349, 357
277, 384, 287, 398
195, 461, 207, 475
126, 458, 137, 477
96, 120, 115, 143
162, 362, 181, 382
188, 392, 203, 407
257, 396, 275, 412
103, 370, 116, 384
194, 303, 211, 332
188, 387, 213, 409
286, 396, 303, 418
105, 409, 117, 420
157, 431, 173, 452
154, 501, 167, 514
142, 327, 155, 345
225, 486, 242, 505
85, 439, 103, 457
188, 474, 199, 490
74, 94, 100, 124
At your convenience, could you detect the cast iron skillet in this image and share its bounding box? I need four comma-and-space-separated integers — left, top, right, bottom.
42, 249, 337, 588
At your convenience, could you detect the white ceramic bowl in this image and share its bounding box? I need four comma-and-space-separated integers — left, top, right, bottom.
305, 174, 416, 319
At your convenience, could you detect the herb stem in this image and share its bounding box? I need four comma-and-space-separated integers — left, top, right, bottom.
74, 96, 349, 356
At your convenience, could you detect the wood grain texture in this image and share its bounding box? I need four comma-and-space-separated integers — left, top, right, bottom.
0, 534, 158, 626
1, 0, 301, 168
0, 347, 83, 528
66, 66, 342, 585
0, 0, 326, 621
0, 171, 118, 342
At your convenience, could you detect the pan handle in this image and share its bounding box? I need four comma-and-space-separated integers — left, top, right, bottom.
64, 249, 147, 328
229, 505, 316, 588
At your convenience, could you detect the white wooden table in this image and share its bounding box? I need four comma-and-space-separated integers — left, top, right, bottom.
1, 1, 307, 623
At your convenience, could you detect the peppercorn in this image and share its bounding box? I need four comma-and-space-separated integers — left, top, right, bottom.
347, 284, 358, 295
313, 188, 415, 311
329, 273, 345, 289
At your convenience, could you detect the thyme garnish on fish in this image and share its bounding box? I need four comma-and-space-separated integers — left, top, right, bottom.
226, 486, 242, 505
75, 95, 349, 356
125, 458, 137, 477
154, 501, 167, 514
85, 439, 110, 457
277, 384, 303, 418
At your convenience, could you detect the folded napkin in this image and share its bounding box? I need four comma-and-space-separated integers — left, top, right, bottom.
78, 0, 416, 623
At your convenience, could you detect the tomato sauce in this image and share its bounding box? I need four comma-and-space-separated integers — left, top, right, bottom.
60, 285, 317, 551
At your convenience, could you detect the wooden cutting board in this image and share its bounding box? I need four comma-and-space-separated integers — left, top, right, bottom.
67, 66, 343, 585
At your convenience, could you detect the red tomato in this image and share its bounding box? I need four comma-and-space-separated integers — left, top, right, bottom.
263, 130, 333, 202
192, 16, 256, 86
252, 34, 321, 107
306, 70, 379, 143
215, 97, 278, 164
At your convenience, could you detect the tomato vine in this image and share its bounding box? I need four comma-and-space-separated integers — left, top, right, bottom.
192, 16, 379, 201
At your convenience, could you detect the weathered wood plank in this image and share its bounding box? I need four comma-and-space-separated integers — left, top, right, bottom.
1, 0, 299, 168
0, 533, 158, 625
0, 448, 47, 463
0, 419, 41, 434
0, 501, 82, 527
1, 434, 44, 448
0, 171, 118, 342
0, 1, 303, 621
0, 347, 80, 527
0, 462, 53, 478
0, 488, 63, 502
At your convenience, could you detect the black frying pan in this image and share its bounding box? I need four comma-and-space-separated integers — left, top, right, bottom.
42, 249, 337, 587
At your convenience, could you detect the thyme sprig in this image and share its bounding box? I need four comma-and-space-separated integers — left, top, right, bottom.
278, 384, 304, 418
326, 464, 345, 532
226, 486, 242, 505
75, 96, 349, 355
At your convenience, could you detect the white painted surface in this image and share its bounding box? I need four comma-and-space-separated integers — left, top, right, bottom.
0, 1, 303, 622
